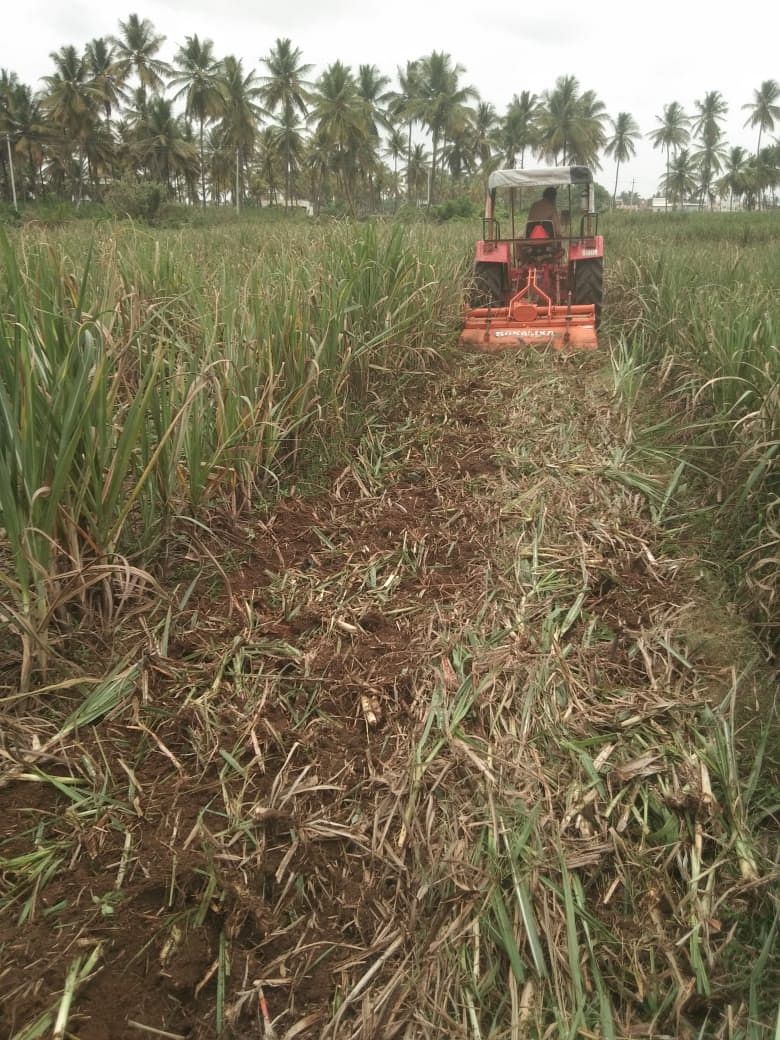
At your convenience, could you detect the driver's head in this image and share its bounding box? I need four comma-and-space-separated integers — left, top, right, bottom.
543, 187, 557, 202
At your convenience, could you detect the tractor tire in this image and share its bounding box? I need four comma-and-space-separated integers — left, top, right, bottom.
572, 258, 603, 328
470, 261, 505, 309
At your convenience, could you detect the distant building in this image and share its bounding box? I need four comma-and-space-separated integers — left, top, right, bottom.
650, 197, 710, 212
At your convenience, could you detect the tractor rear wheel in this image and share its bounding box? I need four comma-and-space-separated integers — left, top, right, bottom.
470, 261, 505, 309
572, 258, 603, 327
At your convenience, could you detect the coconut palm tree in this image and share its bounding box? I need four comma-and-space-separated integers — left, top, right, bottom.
1, 69, 22, 200
84, 37, 124, 128
42, 45, 99, 200
303, 125, 332, 215
441, 123, 477, 181
0, 69, 18, 132
472, 101, 498, 170
693, 90, 727, 144
121, 85, 151, 172
255, 126, 282, 204
169, 35, 223, 206
309, 61, 370, 216
260, 38, 311, 118
743, 81, 780, 208
536, 75, 580, 164
217, 55, 264, 210
385, 125, 405, 178
413, 51, 477, 207
176, 118, 203, 203
745, 145, 780, 209
663, 148, 697, 209
537, 78, 607, 167
271, 103, 307, 207
205, 124, 231, 203
717, 145, 750, 209
605, 112, 640, 206
406, 142, 429, 206
387, 60, 422, 200
385, 125, 405, 208
357, 64, 391, 135
693, 138, 728, 209
742, 80, 780, 156
355, 65, 391, 211
132, 95, 197, 191
111, 14, 169, 97
13, 89, 45, 198
259, 38, 311, 208
85, 116, 118, 197
502, 91, 538, 169
379, 167, 402, 210
570, 89, 608, 167
0, 69, 18, 128
123, 85, 150, 127
692, 91, 727, 207
648, 101, 690, 210
2, 76, 46, 200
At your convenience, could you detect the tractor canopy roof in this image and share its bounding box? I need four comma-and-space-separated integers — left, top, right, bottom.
488, 166, 593, 191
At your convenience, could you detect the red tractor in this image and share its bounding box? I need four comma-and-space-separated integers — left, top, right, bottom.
460, 166, 603, 352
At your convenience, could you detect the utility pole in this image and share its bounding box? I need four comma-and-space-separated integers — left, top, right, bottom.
5, 133, 17, 209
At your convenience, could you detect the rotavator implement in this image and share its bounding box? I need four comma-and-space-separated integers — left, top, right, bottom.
460, 166, 603, 352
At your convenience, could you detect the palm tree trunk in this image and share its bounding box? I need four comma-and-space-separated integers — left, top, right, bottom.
428, 132, 438, 208
199, 119, 206, 207
756, 129, 763, 209
76, 145, 84, 206
315, 167, 324, 216
612, 159, 620, 208
235, 147, 240, 213
407, 120, 413, 201
341, 170, 356, 218
4, 136, 17, 207
665, 149, 670, 211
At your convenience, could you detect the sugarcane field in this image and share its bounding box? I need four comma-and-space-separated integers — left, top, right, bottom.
1, 22, 780, 1040
1, 203, 777, 1040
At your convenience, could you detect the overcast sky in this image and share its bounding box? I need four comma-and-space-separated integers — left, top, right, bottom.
4, 0, 778, 196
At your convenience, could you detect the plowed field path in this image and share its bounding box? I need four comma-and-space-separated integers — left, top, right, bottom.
1, 350, 776, 1040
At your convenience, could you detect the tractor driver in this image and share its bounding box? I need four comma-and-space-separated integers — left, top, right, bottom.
527, 186, 562, 237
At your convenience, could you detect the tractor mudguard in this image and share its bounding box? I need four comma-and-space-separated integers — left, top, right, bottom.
474, 240, 512, 265
568, 236, 604, 261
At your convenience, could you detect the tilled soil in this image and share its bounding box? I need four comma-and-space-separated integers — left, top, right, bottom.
1, 350, 776, 1039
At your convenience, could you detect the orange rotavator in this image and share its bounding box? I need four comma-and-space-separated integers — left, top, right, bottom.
460, 166, 603, 352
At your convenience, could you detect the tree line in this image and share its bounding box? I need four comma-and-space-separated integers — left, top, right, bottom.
1, 14, 778, 214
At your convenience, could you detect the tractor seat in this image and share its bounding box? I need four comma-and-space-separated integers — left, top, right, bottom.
517, 220, 562, 264
525, 220, 556, 239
